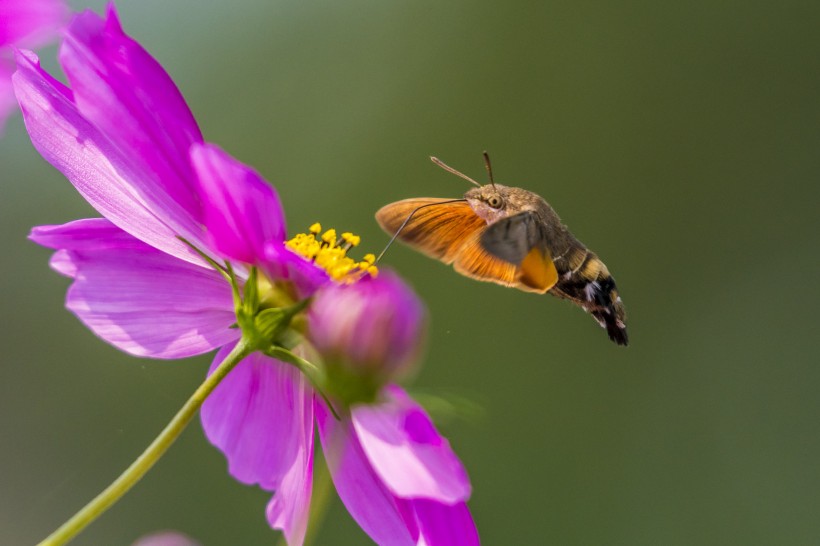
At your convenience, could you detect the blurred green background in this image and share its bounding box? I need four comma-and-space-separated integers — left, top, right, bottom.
2, 0, 819, 544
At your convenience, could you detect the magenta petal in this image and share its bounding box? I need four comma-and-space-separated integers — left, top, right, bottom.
351, 386, 471, 503
202, 346, 313, 492
317, 402, 418, 546
31, 220, 237, 358
413, 500, 480, 546
31, 218, 145, 278
0, 0, 68, 48
31, 218, 147, 251
265, 401, 314, 546
263, 240, 329, 297
265, 448, 313, 546
12, 50, 210, 265
60, 7, 203, 221
191, 143, 286, 264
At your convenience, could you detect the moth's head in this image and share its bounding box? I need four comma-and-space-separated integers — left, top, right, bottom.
430, 155, 539, 223
464, 184, 513, 224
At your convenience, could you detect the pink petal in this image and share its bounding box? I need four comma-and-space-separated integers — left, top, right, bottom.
201, 345, 313, 492
351, 386, 471, 503
265, 380, 314, 546
0, 60, 16, 134
0, 0, 68, 48
204, 345, 316, 544
30, 219, 237, 358
317, 402, 418, 546
191, 143, 286, 264
413, 500, 480, 546
265, 449, 313, 546
60, 7, 203, 222
263, 240, 329, 297
31, 218, 149, 251
12, 50, 211, 265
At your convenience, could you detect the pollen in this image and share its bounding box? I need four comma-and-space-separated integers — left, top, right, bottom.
285, 225, 379, 283
341, 232, 360, 247
321, 228, 337, 244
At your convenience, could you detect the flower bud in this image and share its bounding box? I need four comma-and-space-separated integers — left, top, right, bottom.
308, 270, 426, 404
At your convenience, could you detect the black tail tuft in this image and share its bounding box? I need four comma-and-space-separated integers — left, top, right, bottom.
593, 309, 629, 346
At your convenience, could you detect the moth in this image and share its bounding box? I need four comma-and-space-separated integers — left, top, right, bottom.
375, 154, 628, 346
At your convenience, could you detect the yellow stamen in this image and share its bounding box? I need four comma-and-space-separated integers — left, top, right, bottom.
321, 229, 337, 245
284, 232, 322, 259
341, 232, 361, 247
285, 225, 379, 283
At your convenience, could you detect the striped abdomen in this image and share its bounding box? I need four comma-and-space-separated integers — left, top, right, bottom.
551, 246, 628, 346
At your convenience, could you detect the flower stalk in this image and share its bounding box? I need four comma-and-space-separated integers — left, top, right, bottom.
37, 338, 254, 546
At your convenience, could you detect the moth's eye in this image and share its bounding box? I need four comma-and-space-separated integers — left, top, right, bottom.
487, 195, 503, 209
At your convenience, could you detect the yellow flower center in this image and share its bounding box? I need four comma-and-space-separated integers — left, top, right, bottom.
285, 223, 379, 283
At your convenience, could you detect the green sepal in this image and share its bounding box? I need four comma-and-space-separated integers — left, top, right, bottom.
225, 262, 243, 317
238, 296, 311, 352
273, 327, 303, 351
243, 266, 260, 316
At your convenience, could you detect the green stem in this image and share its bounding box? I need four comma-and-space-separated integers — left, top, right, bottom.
37, 339, 254, 546
304, 450, 335, 546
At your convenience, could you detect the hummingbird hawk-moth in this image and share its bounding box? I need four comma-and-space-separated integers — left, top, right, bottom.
375, 154, 629, 346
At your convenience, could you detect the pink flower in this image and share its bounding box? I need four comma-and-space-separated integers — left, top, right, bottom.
0, 0, 67, 133
17, 6, 478, 545
309, 271, 427, 404
316, 388, 478, 546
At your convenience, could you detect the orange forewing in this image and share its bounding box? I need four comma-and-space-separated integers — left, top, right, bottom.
451, 231, 520, 287
376, 199, 485, 263
454, 235, 557, 293
376, 198, 559, 293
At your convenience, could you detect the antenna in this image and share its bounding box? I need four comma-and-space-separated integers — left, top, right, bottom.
430, 156, 482, 187
376, 199, 467, 263
483, 151, 496, 189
